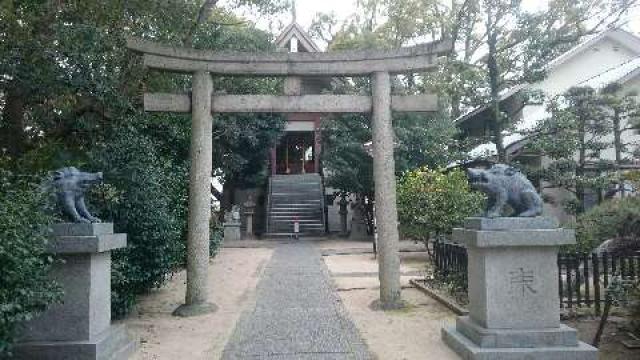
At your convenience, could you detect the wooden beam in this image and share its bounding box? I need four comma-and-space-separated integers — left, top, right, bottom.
127, 37, 453, 76
143, 93, 439, 113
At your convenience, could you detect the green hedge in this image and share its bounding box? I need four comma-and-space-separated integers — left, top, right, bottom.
0, 171, 62, 356
397, 167, 484, 242
573, 196, 640, 252
90, 124, 190, 318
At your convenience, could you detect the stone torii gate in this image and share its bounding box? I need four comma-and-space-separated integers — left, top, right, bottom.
127, 37, 452, 314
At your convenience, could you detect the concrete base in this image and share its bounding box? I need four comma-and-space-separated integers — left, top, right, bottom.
224, 223, 241, 241
442, 326, 597, 360
14, 324, 136, 360
15, 223, 136, 360
455, 316, 578, 348
172, 302, 218, 317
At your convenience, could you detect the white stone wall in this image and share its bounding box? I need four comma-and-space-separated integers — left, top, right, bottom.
532, 37, 638, 96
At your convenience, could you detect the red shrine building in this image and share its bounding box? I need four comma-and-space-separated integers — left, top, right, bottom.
269, 21, 327, 176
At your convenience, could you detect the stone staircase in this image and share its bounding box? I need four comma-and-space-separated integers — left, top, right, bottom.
266, 174, 325, 236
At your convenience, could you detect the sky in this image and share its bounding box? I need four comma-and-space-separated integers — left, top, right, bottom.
225, 0, 640, 40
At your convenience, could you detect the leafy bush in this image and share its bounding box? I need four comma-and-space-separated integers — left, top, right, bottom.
397, 168, 485, 242
0, 171, 62, 356
573, 196, 640, 252
210, 215, 223, 257
90, 122, 190, 318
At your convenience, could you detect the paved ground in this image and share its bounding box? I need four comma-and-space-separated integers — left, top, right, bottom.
221, 242, 372, 359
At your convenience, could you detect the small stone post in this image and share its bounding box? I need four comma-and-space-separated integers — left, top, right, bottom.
174, 71, 216, 317
370, 71, 402, 309
442, 217, 598, 359
224, 205, 242, 241
243, 196, 256, 239
14, 223, 136, 360
338, 194, 349, 236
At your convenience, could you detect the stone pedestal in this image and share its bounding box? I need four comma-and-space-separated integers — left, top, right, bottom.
442, 217, 597, 360
14, 223, 136, 360
224, 221, 241, 241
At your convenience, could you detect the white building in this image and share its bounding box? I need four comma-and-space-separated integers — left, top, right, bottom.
456, 28, 640, 221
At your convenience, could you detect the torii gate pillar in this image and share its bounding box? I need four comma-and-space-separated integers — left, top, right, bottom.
371, 71, 402, 309
173, 71, 217, 317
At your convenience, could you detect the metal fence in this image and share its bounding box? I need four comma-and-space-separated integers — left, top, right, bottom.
432, 240, 640, 315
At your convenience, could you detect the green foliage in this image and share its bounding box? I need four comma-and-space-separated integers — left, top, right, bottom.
397, 168, 484, 241
210, 215, 224, 258
89, 119, 190, 318
0, 170, 62, 356
571, 197, 640, 252
321, 114, 374, 195
528, 86, 640, 214
322, 112, 461, 197
0, 0, 288, 322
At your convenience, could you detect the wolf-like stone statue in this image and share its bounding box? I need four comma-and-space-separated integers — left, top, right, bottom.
467, 164, 542, 218
52, 167, 103, 223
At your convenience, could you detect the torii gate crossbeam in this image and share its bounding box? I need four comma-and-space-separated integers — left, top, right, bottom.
127, 37, 452, 314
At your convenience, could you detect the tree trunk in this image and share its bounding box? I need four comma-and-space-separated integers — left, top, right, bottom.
576, 104, 587, 213
613, 109, 624, 197
1, 87, 28, 158
592, 297, 612, 347
183, 0, 219, 47
486, 8, 506, 163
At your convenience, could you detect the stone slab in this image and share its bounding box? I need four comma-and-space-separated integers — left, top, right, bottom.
456, 316, 578, 348
19, 252, 111, 342
224, 223, 242, 241
442, 326, 597, 360
467, 246, 560, 329
47, 234, 127, 254
127, 36, 453, 76
14, 324, 136, 360
463, 217, 559, 231
453, 228, 575, 248
52, 223, 114, 236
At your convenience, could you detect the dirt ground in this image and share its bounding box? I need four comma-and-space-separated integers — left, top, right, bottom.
119, 239, 638, 360
564, 316, 640, 360
123, 247, 273, 360
319, 242, 459, 360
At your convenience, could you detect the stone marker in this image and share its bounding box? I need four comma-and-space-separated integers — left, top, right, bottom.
441, 217, 597, 359
14, 223, 136, 360
224, 205, 241, 241
349, 201, 372, 241
338, 194, 349, 237
243, 196, 256, 239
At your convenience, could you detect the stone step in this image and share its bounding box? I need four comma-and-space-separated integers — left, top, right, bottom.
269, 219, 324, 224
269, 214, 322, 219
271, 203, 321, 210
269, 225, 325, 232
267, 173, 324, 235
271, 196, 322, 201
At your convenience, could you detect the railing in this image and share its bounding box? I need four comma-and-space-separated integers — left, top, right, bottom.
433, 241, 468, 281
432, 240, 640, 315
558, 251, 640, 315
265, 176, 273, 234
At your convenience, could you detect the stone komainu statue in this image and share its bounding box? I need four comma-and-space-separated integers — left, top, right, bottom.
467, 164, 543, 218
52, 167, 103, 223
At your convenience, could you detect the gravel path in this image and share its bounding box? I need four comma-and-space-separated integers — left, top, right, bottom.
221, 242, 372, 359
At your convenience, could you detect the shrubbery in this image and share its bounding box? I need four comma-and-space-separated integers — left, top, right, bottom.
0, 170, 62, 356
397, 167, 485, 242
572, 196, 640, 252
90, 122, 191, 318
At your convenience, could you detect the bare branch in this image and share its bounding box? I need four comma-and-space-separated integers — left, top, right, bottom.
183, 0, 220, 47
